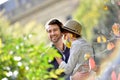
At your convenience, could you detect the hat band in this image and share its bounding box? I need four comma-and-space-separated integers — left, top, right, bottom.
63, 26, 80, 35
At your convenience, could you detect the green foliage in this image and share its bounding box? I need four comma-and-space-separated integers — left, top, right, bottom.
73, 0, 120, 69
0, 15, 10, 41
0, 15, 63, 80
73, 0, 109, 42
0, 34, 61, 80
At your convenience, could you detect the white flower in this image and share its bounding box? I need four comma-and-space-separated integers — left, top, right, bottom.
9, 51, 13, 55
13, 70, 18, 77
28, 34, 32, 38
14, 56, 21, 61
5, 67, 10, 71
2, 77, 8, 80
23, 37, 27, 40
6, 71, 12, 77
17, 62, 22, 66
16, 45, 19, 50
20, 42, 24, 46
25, 66, 29, 70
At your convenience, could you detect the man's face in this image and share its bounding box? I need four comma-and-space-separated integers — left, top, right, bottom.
46, 24, 62, 43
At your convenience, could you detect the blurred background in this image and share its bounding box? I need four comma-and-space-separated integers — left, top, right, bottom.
0, 0, 120, 80
0, 0, 80, 44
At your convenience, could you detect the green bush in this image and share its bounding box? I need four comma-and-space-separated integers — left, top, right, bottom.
0, 16, 62, 80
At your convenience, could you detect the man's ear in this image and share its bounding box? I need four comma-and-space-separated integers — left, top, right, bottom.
62, 34, 66, 40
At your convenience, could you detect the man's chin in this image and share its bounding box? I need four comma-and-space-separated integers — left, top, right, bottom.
52, 40, 58, 43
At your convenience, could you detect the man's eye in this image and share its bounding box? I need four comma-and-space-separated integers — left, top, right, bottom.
53, 29, 57, 31
48, 30, 51, 33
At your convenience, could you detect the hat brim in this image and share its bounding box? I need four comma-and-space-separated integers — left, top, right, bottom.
62, 26, 80, 35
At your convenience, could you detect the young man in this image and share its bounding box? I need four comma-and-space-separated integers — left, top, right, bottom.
45, 18, 70, 80
56, 20, 96, 80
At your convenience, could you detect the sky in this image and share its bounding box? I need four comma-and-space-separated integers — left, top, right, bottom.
0, 0, 8, 5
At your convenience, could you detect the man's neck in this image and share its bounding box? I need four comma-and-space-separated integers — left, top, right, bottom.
54, 39, 64, 51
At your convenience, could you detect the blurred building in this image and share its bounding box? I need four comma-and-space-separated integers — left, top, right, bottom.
0, 0, 79, 24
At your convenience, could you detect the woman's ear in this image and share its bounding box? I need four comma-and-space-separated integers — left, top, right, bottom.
71, 33, 77, 40
70, 33, 73, 38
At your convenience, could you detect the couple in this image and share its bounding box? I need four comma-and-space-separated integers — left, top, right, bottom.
45, 18, 96, 80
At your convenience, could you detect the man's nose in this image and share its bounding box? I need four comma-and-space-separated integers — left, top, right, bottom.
51, 31, 55, 35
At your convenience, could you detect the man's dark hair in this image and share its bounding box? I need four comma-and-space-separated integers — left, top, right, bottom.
46, 19, 63, 32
